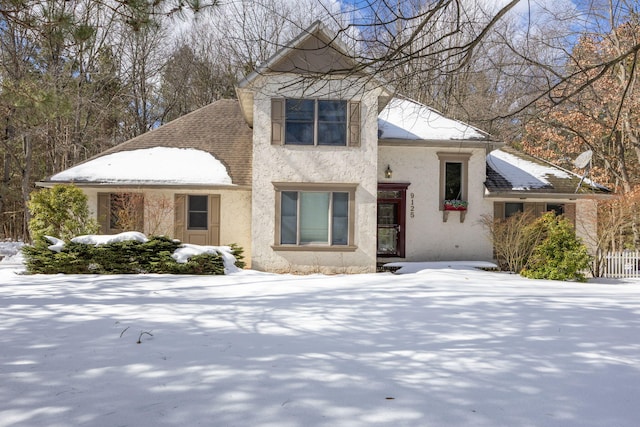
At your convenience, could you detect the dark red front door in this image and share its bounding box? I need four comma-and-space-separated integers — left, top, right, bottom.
377, 183, 408, 257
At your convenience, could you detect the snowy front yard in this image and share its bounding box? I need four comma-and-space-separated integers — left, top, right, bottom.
1, 260, 639, 427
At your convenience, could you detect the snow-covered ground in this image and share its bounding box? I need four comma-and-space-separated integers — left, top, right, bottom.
1, 244, 639, 427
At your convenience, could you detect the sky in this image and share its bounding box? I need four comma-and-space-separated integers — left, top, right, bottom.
1, 243, 639, 427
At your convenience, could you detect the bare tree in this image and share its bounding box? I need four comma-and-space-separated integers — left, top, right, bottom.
159, 40, 236, 123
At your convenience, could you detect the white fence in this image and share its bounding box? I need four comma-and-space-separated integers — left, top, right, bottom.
601, 251, 640, 278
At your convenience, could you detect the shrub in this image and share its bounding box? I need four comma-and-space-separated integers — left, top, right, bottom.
228, 243, 246, 269
22, 240, 93, 274
521, 213, 591, 281
483, 212, 545, 273
22, 235, 244, 275
28, 184, 99, 242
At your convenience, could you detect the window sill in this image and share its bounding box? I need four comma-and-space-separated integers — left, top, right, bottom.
279, 144, 351, 149
272, 245, 358, 252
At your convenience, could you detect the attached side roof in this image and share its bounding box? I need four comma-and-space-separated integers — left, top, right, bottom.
486, 146, 611, 196
44, 99, 253, 187
377, 96, 502, 153
379, 97, 491, 141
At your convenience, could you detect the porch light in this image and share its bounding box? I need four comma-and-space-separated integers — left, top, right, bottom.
385, 165, 393, 179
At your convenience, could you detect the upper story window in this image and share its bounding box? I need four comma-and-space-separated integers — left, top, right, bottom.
272, 98, 361, 147
285, 99, 347, 146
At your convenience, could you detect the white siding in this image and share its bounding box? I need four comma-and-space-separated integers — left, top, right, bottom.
379, 145, 494, 262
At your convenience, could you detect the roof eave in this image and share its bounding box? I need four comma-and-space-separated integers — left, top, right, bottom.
37, 180, 250, 191
380, 138, 503, 152
484, 190, 613, 200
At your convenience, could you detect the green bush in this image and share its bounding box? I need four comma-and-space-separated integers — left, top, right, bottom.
521, 213, 591, 282
28, 184, 99, 242
22, 235, 244, 275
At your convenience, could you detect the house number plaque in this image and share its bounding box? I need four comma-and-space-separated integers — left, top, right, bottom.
410, 193, 415, 218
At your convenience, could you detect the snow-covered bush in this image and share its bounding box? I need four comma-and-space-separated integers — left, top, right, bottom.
520, 213, 591, 282
28, 184, 99, 242
22, 233, 245, 275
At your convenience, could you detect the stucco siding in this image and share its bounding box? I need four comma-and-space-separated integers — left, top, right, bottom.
378, 145, 494, 262
82, 186, 252, 266
250, 75, 383, 273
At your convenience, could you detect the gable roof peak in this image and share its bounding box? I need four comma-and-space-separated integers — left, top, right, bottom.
236, 21, 394, 126
237, 21, 353, 89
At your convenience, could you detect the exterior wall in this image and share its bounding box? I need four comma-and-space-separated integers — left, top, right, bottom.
250, 75, 384, 273
378, 145, 494, 262
82, 186, 252, 267
488, 196, 600, 255
575, 198, 599, 254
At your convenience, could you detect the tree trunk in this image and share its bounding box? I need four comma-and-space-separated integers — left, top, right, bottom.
21, 134, 31, 242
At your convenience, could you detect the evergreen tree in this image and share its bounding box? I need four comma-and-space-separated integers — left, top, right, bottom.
28, 184, 98, 242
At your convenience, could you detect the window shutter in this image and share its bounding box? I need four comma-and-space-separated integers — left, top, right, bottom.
208, 195, 220, 245
271, 98, 284, 145
348, 101, 361, 147
97, 193, 109, 234
174, 194, 185, 242
136, 195, 145, 232
564, 203, 576, 226
493, 202, 505, 220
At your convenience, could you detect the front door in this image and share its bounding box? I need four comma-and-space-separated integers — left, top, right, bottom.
377, 183, 408, 257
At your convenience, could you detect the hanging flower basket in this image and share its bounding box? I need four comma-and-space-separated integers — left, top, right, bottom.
443, 200, 468, 211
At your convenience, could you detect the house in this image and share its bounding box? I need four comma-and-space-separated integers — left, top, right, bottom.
39, 22, 610, 274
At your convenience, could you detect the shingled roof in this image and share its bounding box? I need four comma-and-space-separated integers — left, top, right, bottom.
486, 146, 610, 195
58, 99, 253, 187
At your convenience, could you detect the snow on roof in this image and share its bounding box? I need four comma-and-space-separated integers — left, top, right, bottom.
378, 97, 488, 141
50, 147, 233, 185
487, 149, 571, 190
